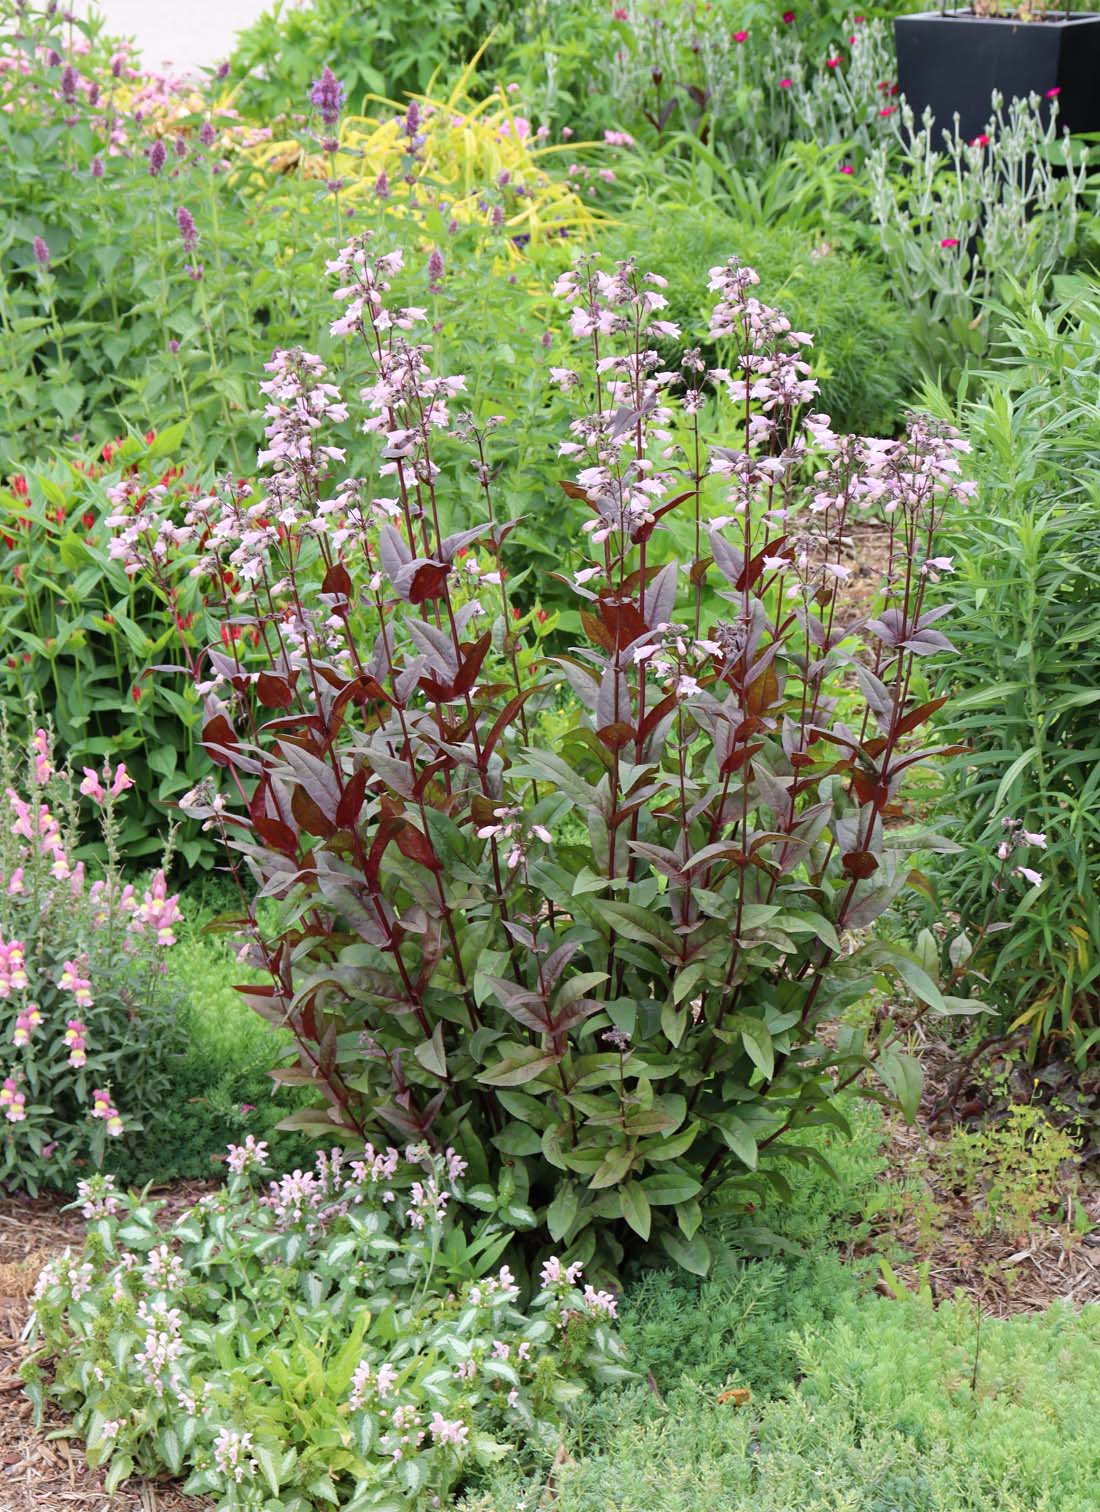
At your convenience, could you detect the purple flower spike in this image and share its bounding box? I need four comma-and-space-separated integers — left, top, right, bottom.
405, 99, 420, 138
200, 120, 217, 147
90, 155, 104, 178
149, 139, 166, 176
60, 64, 78, 101
309, 65, 345, 127
427, 248, 444, 286
176, 205, 198, 252
33, 236, 51, 268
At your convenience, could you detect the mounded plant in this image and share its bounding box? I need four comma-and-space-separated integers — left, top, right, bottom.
25, 1144, 626, 1508
108, 240, 978, 1280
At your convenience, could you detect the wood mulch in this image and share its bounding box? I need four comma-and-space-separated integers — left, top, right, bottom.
0, 1184, 214, 1512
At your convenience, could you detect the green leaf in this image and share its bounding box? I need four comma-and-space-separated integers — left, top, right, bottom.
478, 1049, 558, 1087
620, 1181, 652, 1240
731, 1014, 774, 1079
413, 1022, 448, 1080
883, 952, 946, 1014
256, 1445, 282, 1496
640, 1169, 702, 1206
877, 1049, 923, 1123
659, 1228, 712, 1275
546, 1181, 580, 1242
661, 997, 686, 1048
598, 899, 680, 955
712, 1111, 758, 1170
588, 1143, 634, 1189
491, 1123, 542, 1157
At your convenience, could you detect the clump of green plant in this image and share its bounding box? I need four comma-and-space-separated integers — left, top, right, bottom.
109, 236, 981, 1282
105, 904, 316, 1184
0, 428, 221, 868
867, 93, 1088, 377
918, 279, 1100, 1060
937, 1103, 1075, 1242
25, 1144, 627, 1507
0, 717, 184, 1193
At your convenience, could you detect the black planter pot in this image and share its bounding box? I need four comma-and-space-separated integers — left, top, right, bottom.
894, 10, 1100, 145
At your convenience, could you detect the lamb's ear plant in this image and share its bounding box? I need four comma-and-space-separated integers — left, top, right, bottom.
109, 241, 981, 1280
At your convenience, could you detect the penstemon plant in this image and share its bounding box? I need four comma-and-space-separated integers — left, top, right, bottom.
108, 239, 978, 1279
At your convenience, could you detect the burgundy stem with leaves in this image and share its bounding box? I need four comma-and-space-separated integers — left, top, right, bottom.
109, 234, 979, 1279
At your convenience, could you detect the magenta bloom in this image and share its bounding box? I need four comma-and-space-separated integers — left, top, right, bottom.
149, 138, 166, 176
940, 237, 960, 248
309, 65, 346, 126
734, 29, 748, 41
779, 77, 793, 89
33, 235, 50, 267
176, 205, 198, 252
60, 63, 78, 101
1046, 86, 1061, 99
782, 8, 795, 20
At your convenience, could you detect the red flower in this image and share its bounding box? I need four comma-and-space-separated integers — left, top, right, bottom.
878, 106, 896, 117
733, 28, 748, 41
970, 133, 990, 147
782, 9, 795, 21
81, 511, 95, 529
779, 77, 793, 88
145, 429, 157, 443
1046, 86, 1060, 98
537, 609, 549, 623
11, 475, 28, 498
940, 237, 960, 248
840, 163, 854, 174
612, 5, 628, 16
827, 57, 840, 68
131, 685, 143, 703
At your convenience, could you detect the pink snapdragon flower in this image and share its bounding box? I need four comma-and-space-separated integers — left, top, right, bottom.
32, 729, 52, 785
133, 871, 183, 946
0, 937, 28, 997
12, 1004, 42, 1047
64, 1019, 87, 1067
91, 1087, 124, 1136
59, 960, 93, 1009
1, 1076, 25, 1122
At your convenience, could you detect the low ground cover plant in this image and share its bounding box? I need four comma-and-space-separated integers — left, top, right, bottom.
0, 719, 184, 1192
466, 1289, 1100, 1511
26, 1142, 627, 1508
106, 236, 979, 1281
